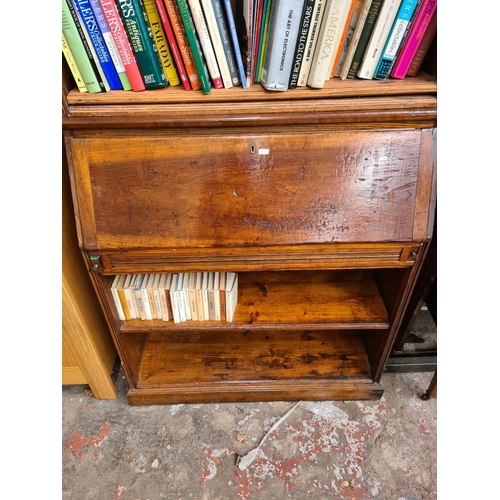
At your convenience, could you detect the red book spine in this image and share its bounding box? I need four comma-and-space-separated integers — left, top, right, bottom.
155, 0, 192, 90
98, 0, 146, 91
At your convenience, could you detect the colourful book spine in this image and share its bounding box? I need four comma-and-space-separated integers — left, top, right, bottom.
255, 0, 271, 82
62, 0, 102, 92
200, 0, 233, 88
143, 0, 181, 85
187, 0, 224, 88
211, 0, 241, 86
65, 0, 107, 91
329, 0, 356, 79
288, 0, 315, 88
345, 0, 382, 78
62, 32, 88, 92
250, 0, 264, 83
372, 0, 419, 79
390, 0, 437, 79
99, 0, 146, 91
405, 8, 435, 77
154, 0, 192, 89
163, 0, 202, 90
89, 0, 133, 89
356, 0, 402, 79
222, 0, 248, 88
176, 0, 212, 93
116, 0, 167, 89
72, 0, 122, 89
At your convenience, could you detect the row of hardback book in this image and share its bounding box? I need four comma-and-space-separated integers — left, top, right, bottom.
62, 0, 436, 95
110, 272, 239, 323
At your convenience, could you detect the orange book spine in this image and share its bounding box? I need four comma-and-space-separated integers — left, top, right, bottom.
329, 0, 356, 79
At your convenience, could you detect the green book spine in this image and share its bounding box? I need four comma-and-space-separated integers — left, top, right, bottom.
175, 0, 212, 93
62, 0, 102, 92
115, 0, 167, 89
346, 0, 382, 78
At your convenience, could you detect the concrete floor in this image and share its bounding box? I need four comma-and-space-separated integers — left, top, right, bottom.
62, 312, 437, 500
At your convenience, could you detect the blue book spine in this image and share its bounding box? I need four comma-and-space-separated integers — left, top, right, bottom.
72, 0, 123, 89
222, 0, 248, 88
373, 0, 419, 80
88, 0, 132, 90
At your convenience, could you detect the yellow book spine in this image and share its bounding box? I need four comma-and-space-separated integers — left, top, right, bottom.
143, 0, 181, 86
62, 32, 88, 92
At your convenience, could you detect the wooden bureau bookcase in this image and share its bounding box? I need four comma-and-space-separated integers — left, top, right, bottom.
62, 58, 437, 405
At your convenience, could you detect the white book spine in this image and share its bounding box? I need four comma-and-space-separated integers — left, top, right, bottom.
110, 275, 125, 320
169, 274, 181, 324
140, 278, 153, 320
158, 273, 169, 322
357, 0, 402, 79
187, 0, 223, 86
182, 273, 192, 320
297, 0, 326, 86
200, 0, 233, 87
152, 274, 162, 321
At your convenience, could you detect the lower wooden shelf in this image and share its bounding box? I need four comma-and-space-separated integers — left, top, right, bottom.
126, 329, 383, 404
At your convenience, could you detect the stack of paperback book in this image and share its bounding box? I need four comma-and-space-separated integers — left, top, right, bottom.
62, 0, 436, 94
110, 272, 239, 323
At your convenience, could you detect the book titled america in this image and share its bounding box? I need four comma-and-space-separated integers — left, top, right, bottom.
116, 0, 167, 89
306, 0, 351, 88
260, 0, 306, 91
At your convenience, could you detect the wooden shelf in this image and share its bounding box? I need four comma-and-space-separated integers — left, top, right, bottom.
66, 71, 437, 105
129, 329, 378, 404
119, 271, 389, 332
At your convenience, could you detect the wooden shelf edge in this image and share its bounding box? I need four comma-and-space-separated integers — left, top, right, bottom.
127, 379, 384, 404
66, 72, 436, 106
